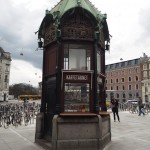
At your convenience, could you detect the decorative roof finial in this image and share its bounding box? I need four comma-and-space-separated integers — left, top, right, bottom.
77, 0, 81, 6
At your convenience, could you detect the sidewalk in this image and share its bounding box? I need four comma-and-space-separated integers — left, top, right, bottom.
0, 111, 150, 150
0, 124, 44, 150
105, 111, 150, 150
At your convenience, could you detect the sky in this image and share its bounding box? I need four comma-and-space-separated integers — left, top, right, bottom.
0, 0, 150, 87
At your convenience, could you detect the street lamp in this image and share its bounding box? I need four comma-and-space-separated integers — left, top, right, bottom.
38, 38, 43, 48
105, 41, 110, 51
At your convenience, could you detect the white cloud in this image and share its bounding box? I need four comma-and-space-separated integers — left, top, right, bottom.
10, 60, 42, 87
0, 0, 150, 86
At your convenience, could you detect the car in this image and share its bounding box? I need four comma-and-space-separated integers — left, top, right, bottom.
125, 99, 138, 104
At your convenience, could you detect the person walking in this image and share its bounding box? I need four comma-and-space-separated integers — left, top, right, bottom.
138, 97, 145, 116
111, 98, 120, 122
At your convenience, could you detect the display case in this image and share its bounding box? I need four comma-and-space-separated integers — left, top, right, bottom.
62, 70, 93, 113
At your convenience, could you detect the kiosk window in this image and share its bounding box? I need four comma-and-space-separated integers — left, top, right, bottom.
64, 44, 91, 70
64, 83, 90, 112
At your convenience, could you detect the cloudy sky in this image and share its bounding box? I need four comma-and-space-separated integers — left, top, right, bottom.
0, 0, 150, 87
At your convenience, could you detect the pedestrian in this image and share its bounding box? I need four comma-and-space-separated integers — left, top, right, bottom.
138, 97, 145, 116
23, 98, 27, 110
111, 98, 120, 122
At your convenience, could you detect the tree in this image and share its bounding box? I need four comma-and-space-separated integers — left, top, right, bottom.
9, 83, 38, 98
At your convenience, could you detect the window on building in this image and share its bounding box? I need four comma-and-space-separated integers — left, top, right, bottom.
116, 93, 119, 98
145, 86, 148, 92
116, 78, 118, 83
136, 84, 138, 90
127, 61, 132, 66
116, 86, 118, 90
143, 64, 147, 70
121, 62, 125, 67
110, 64, 113, 69
135, 59, 138, 65
105, 87, 107, 90
129, 93, 132, 99
129, 77, 131, 82
122, 70, 125, 75
4, 75, 8, 82
115, 63, 119, 68
145, 95, 148, 102
5, 64, 10, 72
122, 78, 124, 82
136, 93, 139, 98
116, 71, 118, 76
135, 68, 138, 73
106, 80, 107, 83
129, 85, 132, 90
111, 79, 113, 83
135, 76, 138, 81
5, 83, 7, 89
143, 71, 147, 78
111, 86, 113, 90
128, 69, 131, 74
122, 85, 125, 90
123, 93, 126, 98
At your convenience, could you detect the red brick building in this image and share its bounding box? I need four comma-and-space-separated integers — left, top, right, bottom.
105, 58, 141, 102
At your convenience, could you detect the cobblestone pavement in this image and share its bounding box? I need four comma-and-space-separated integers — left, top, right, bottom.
0, 111, 150, 150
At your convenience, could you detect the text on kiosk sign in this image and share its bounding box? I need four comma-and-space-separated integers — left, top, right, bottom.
65, 75, 88, 81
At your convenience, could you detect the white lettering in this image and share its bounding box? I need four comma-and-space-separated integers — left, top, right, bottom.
65, 75, 88, 81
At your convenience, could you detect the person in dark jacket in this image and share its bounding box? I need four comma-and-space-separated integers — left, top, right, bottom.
138, 97, 145, 116
111, 98, 120, 122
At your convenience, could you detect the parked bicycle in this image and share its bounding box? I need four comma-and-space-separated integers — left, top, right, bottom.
0, 102, 40, 129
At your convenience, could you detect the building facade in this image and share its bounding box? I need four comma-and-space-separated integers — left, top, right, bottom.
105, 58, 142, 102
140, 53, 150, 102
0, 47, 11, 101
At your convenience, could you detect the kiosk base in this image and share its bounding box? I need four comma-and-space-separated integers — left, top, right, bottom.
35, 113, 111, 150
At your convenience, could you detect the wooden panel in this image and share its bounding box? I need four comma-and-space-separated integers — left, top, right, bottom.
43, 47, 57, 75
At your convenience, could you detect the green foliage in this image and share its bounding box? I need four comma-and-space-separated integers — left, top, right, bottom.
9, 83, 38, 98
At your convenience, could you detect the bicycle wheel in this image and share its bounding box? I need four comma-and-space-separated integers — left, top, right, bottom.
129, 107, 133, 113
24, 116, 29, 126
4, 117, 9, 129
143, 108, 148, 115
0, 116, 3, 127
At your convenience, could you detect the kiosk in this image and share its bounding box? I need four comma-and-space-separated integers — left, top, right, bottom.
35, 0, 111, 149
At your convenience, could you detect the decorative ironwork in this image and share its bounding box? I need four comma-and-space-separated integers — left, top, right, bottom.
44, 23, 56, 46
61, 13, 94, 41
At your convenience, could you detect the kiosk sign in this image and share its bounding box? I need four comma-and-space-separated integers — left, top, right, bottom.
65, 74, 88, 81
62, 70, 93, 83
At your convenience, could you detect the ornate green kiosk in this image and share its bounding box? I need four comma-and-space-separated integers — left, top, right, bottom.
35, 0, 111, 150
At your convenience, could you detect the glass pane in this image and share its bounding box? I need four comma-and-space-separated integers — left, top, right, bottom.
97, 52, 101, 73
69, 49, 86, 70
64, 83, 90, 112
64, 46, 91, 70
